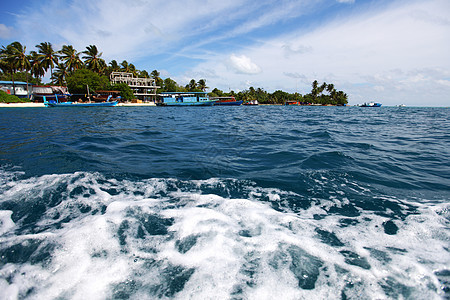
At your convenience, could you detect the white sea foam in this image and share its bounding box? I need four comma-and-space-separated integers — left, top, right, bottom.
0, 171, 448, 299
0, 211, 14, 236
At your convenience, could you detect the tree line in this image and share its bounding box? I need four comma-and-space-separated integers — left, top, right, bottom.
1, 41, 347, 105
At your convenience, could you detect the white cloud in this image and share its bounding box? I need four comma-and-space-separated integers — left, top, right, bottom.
14, 0, 246, 61
192, 0, 450, 106
0, 24, 12, 39
337, 0, 355, 3
226, 54, 262, 75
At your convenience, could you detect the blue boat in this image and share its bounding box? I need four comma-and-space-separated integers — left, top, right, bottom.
156, 92, 215, 106
211, 96, 243, 106
360, 102, 382, 107
44, 95, 118, 107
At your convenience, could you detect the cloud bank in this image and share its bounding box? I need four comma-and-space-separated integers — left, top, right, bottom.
189, 0, 450, 106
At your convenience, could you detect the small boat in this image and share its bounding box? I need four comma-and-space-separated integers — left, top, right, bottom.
44, 95, 118, 107
243, 99, 259, 105
156, 92, 215, 106
285, 101, 299, 106
360, 102, 382, 107
211, 96, 243, 106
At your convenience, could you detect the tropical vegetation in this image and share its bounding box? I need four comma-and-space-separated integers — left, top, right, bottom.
0, 90, 26, 103
1, 41, 348, 105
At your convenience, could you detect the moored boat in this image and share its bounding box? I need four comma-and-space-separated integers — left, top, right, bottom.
44, 95, 118, 107
360, 102, 382, 107
33, 85, 69, 102
243, 99, 259, 105
156, 92, 215, 106
211, 96, 243, 106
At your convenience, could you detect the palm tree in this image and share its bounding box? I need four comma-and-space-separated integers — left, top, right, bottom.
129, 63, 137, 77
336, 91, 348, 105
109, 60, 120, 72
326, 83, 334, 94
0, 58, 7, 77
311, 80, 319, 102
29, 51, 45, 81
59, 45, 83, 73
51, 63, 68, 86
197, 79, 207, 92
120, 60, 131, 73
319, 82, 327, 94
10, 42, 31, 97
0, 42, 20, 95
119, 60, 137, 76
82, 45, 106, 74
188, 79, 196, 91
139, 70, 149, 78
36, 42, 59, 77
151, 70, 163, 90
150, 69, 160, 79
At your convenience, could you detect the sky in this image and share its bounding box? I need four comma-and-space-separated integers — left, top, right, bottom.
1, 0, 449, 106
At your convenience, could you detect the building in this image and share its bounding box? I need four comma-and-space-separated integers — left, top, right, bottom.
0, 81, 32, 98
110, 72, 159, 102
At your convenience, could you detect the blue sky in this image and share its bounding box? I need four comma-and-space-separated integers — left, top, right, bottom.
1, 0, 449, 106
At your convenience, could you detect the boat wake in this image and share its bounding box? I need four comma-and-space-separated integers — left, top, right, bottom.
0, 170, 448, 299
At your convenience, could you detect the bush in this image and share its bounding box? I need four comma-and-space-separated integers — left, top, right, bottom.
0, 90, 27, 103
109, 82, 134, 101
66, 69, 109, 97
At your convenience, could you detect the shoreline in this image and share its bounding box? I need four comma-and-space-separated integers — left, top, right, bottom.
0, 103, 46, 108
0, 102, 158, 108
1, 102, 446, 108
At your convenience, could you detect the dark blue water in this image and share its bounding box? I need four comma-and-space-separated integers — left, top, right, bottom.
0, 106, 449, 299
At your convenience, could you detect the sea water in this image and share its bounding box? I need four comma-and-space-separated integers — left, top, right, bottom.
0, 106, 448, 299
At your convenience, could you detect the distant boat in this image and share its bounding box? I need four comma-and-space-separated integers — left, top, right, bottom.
285, 101, 299, 106
360, 102, 382, 107
44, 95, 118, 107
211, 96, 243, 106
243, 100, 259, 105
396, 104, 406, 107
156, 92, 215, 106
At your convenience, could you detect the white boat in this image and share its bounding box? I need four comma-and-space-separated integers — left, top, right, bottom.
360, 102, 382, 107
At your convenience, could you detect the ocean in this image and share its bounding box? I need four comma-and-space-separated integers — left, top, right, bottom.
0, 106, 449, 299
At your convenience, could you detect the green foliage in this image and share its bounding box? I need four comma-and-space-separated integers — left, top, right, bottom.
83, 45, 106, 74
0, 90, 28, 103
197, 79, 207, 91
304, 81, 348, 105
161, 78, 179, 92
109, 82, 134, 100
35, 42, 58, 76
210, 88, 224, 97
66, 69, 109, 95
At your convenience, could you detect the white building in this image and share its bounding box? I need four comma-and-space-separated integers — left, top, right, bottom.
0, 81, 32, 98
110, 72, 159, 102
